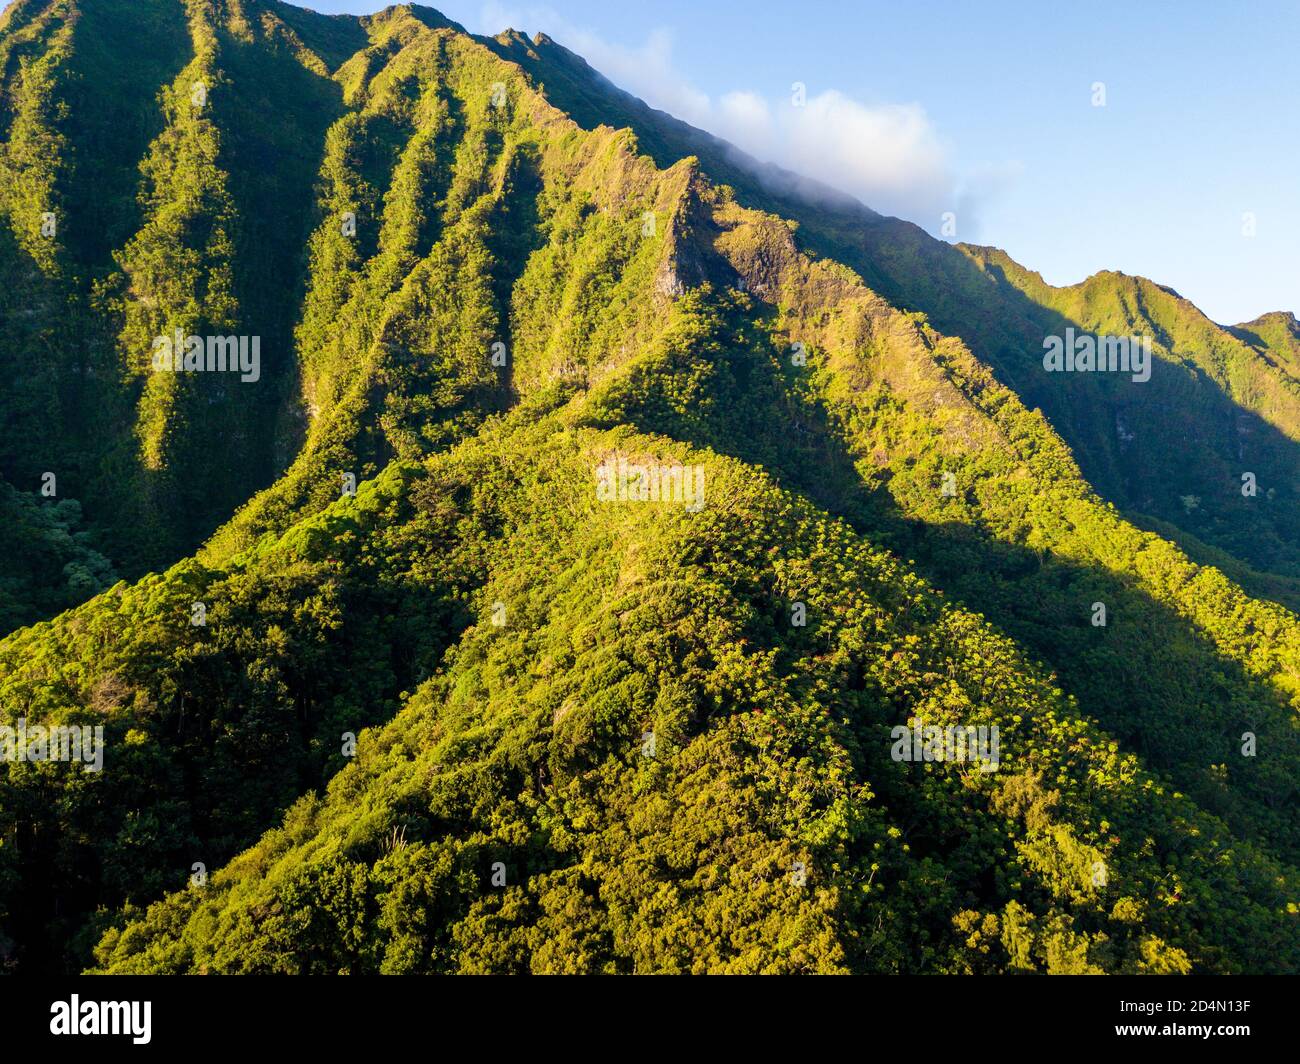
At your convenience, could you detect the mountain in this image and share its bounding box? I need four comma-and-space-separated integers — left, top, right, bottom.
484, 29, 1300, 600
0, 0, 1296, 975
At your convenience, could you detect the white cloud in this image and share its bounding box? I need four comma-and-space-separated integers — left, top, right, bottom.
472, 3, 1016, 237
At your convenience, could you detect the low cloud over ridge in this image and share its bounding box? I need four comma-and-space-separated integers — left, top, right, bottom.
475, 2, 1015, 237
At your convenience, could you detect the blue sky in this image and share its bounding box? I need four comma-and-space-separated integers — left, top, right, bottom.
306, 0, 1299, 324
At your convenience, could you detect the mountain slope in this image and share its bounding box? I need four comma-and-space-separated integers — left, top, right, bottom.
488, 29, 1300, 597
91, 420, 1297, 975
0, 0, 1295, 975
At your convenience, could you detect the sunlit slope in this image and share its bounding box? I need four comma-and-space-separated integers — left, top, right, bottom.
486, 27, 1300, 590
0, 2, 1295, 975
93, 419, 1299, 974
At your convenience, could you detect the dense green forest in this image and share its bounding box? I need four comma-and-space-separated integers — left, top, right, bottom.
0, 0, 1296, 974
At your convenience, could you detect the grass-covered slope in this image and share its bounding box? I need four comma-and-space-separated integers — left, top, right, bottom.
91, 419, 1299, 974
488, 28, 1300, 594
0, 1, 1296, 974
0, 0, 346, 615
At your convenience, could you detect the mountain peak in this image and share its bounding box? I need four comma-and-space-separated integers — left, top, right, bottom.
1238, 308, 1299, 330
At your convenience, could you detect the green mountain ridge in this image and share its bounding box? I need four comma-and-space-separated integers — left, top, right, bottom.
0, 0, 1296, 974
482, 23, 1300, 601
